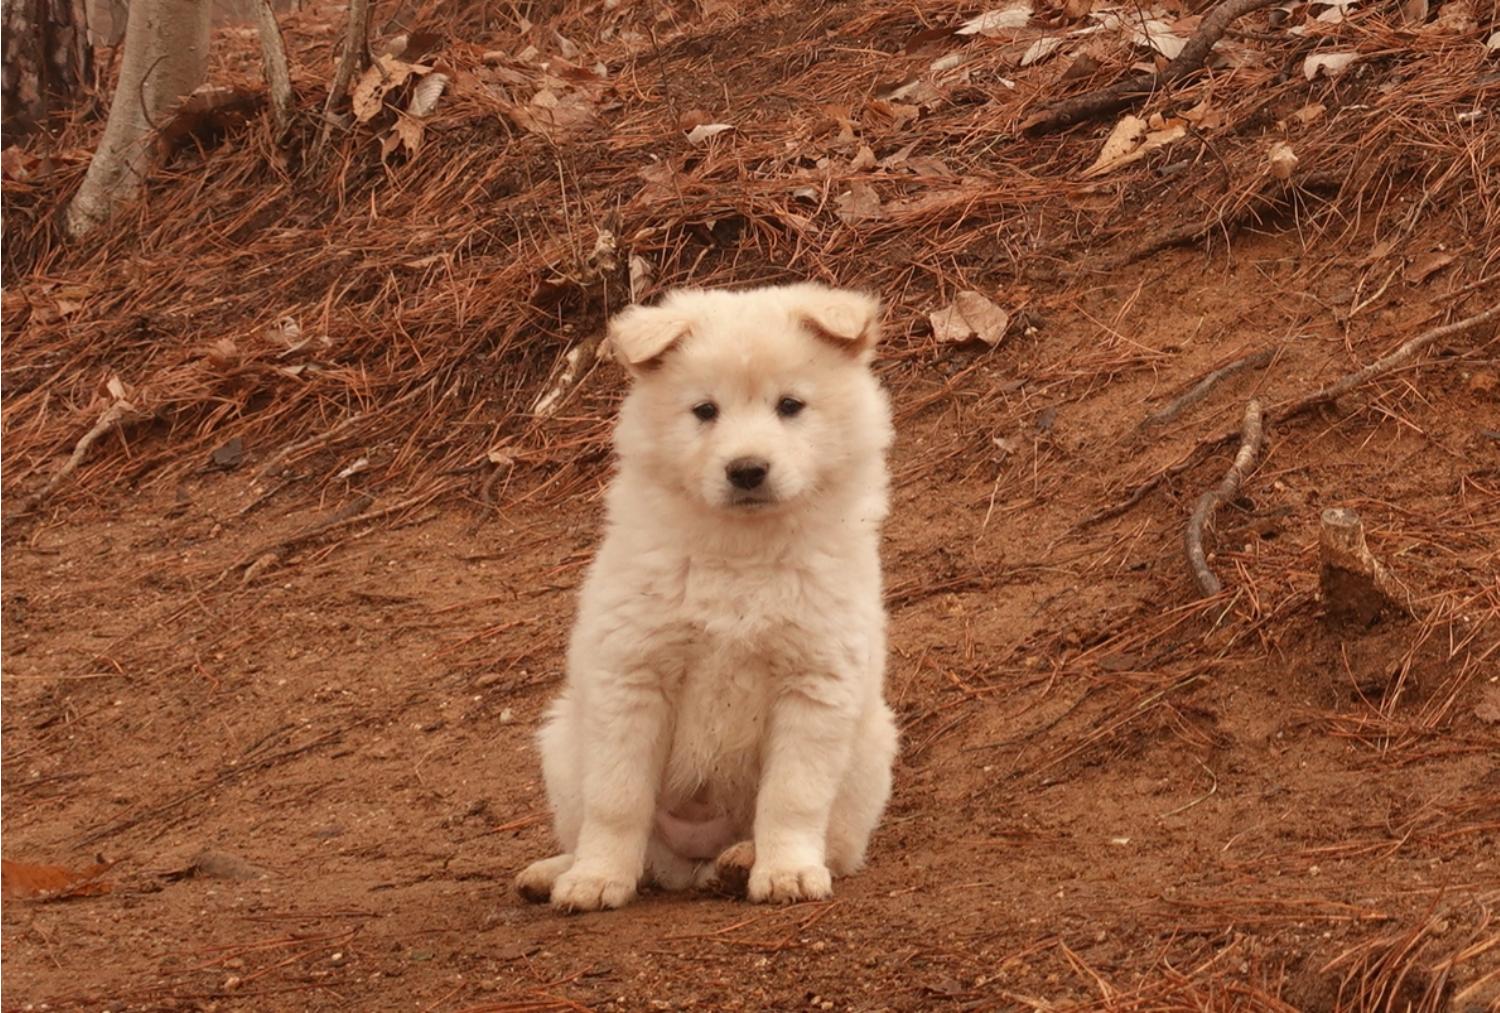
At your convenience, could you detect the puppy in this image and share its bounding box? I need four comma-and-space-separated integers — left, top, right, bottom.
514, 282, 899, 912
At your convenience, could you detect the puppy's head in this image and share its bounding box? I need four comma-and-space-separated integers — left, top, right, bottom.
609, 282, 891, 514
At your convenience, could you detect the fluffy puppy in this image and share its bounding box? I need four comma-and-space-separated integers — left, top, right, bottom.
515, 281, 898, 912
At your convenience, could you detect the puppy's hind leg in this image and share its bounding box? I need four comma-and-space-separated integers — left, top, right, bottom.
825, 701, 898, 877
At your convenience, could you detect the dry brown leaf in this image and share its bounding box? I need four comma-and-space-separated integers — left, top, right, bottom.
929, 291, 1010, 346
390, 114, 425, 157
834, 182, 885, 225
1469, 371, 1498, 394
957, 3, 1033, 36
1429, 0, 1476, 32
407, 72, 448, 118
1475, 684, 1500, 723
1292, 102, 1326, 125
352, 55, 421, 123
1268, 141, 1298, 180
2, 145, 39, 182
685, 122, 734, 144
1403, 250, 1456, 285
1182, 100, 1225, 131
1085, 115, 1147, 173
1082, 115, 1185, 177
628, 255, 653, 303
2, 858, 114, 901
1400, 0, 1429, 24
1303, 51, 1359, 80
1020, 35, 1065, 66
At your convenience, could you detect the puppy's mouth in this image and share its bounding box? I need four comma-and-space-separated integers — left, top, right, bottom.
724, 489, 779, 510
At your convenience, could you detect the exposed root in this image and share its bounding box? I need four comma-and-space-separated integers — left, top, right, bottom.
1184, 398, 1263, 597
1276, 302, 1500, 423
22, 400, 145, 513
1089, 303, 1500, 527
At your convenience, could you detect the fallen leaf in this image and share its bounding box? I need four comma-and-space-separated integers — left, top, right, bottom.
993, 435, 1021, 455
1404, 250, 1456, 284
2, 858, 114, 900
1428, 0, 1476, 32
929, 291, 1010, 347
1400, 0, 1428, 24
834, 182, 885, 225
210, 437, 244, 470
1292, 102, 1326, 125
1020, 35, 1065, 66
957, 2, 1032, 35
628, 255, 653, 303
2, 145, 39, 181
1469, 372, 1498, 394
1303, 51, 1359, 80
407, 71, 448, 118
1476, 684, 1500, 723
385, 113, 425, 157
1268, 140, 1298, 180
1488, 30, 1500, 52
685, 122, 734, 144
1182, 100, 1225, 130
1081, 115, 1186, 177
1085, 115, 1147, 173
352, 54, 420, 123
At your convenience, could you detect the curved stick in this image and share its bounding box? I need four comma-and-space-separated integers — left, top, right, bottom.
1184, 398, 1263, 597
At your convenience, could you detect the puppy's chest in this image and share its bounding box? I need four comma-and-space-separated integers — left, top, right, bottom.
664, 560, 829, 673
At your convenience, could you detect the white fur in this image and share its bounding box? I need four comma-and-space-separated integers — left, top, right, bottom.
515, 282, 899, 912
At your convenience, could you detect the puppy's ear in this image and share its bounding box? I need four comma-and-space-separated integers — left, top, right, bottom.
607, 304, 692, 373
792, 286, 882, 356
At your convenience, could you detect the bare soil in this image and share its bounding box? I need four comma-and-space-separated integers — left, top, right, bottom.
5, 233, 1499, 1011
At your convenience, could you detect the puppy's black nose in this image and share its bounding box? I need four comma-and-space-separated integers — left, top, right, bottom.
726, 458, 769, 490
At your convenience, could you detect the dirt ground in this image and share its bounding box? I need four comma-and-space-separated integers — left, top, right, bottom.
4, 0, 1500, 1009
5, 230, 1499, 1010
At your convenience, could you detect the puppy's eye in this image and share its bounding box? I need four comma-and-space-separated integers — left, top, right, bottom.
692, 402, 719, 422
776, 397, 805, 418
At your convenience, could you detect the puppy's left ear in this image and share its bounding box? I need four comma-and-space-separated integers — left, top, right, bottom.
792, 286, 882, 356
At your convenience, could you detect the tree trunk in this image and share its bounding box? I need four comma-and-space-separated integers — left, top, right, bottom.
2, 0, 93, 132
64, 0, 210, 239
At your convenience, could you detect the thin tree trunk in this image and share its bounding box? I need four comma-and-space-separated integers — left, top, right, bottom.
2, 0, 93, 131
253, 0, 293, 139
64, 0, 210, 239
315, 0, 368, 153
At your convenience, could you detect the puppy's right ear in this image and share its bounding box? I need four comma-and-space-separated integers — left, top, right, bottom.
607, 304, 691, 373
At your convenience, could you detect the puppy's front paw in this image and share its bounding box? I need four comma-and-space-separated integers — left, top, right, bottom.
549, 866, 637, 913
748, 862, 833, 904
514, 853, 574, 904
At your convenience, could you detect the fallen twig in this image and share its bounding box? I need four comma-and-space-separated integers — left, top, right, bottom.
1184, 398, 1263, 597
1023, 0, 1282, 134
1144, 348, 1274, 427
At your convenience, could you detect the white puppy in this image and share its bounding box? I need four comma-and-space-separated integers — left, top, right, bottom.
514, 282, 899, 912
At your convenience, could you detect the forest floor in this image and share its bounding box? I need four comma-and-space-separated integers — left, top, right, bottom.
3, 0, 1498, 1010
